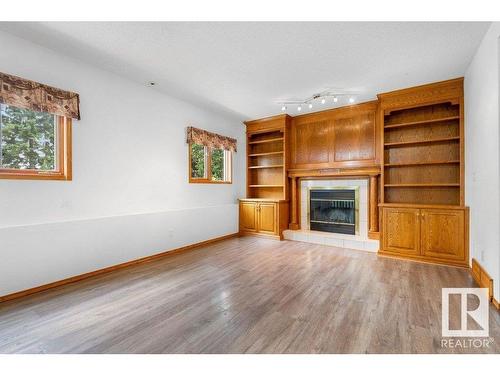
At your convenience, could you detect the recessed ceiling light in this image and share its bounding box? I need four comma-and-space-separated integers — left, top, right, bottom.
147, 81, 156, 87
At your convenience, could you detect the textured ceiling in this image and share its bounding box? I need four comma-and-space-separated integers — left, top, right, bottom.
0, 22, 490, 121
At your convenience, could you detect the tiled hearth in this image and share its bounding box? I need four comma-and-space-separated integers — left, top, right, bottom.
283, 178, 379, 253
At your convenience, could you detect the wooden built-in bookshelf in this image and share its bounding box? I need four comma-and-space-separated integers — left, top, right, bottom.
246, 119, 290, 200
239, 115, 291, 239
382, 101, 463, 206
378, 78, 468, 267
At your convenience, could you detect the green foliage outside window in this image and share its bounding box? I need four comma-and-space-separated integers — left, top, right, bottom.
211, 148, 224, 181
0, 104, 56, 170
191, 143, 206, 178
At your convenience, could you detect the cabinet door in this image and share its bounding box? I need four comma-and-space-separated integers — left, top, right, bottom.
382, 207, 420, 256
257, 202, 277, 235
421, 209, 465, 261
240, 202, 257, 232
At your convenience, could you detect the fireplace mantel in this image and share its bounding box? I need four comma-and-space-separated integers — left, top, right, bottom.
287, 166, 381, 239
288, 166, 380, 178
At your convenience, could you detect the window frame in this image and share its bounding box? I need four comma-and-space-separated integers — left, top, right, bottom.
0, 112, 72, 181
188, 143, 232, 184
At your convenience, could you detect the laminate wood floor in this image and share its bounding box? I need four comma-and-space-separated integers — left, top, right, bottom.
0, 236, 499, 354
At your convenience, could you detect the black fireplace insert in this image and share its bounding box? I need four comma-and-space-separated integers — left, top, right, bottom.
309, 189, 356, 235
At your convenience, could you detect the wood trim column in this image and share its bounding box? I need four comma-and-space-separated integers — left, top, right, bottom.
369, 175, 379, 238
289, 177, 299, 230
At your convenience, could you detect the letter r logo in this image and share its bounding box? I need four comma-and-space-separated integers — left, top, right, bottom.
442, 288, 489, 337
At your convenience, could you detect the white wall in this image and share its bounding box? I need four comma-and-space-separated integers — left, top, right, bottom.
464, 22, 500, 298
0, 30, 246, 296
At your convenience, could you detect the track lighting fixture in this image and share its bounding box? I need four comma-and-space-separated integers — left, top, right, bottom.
277, 90, 358, 113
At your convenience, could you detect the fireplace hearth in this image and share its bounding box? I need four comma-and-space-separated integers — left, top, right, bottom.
308, 188, 358, 235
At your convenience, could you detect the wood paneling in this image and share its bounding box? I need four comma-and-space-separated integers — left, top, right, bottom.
334, 112, 375, 161
290, 101, 379, 169
293, 120, 331, 166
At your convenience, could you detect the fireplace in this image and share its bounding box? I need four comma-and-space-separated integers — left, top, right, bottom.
308, 187, 359, 235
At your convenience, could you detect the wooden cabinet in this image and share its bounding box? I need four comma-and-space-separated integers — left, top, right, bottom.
239, 199, 289, 240
420, 209, 465, 262
257, 202, 277, 235
380, 205, 468, 267
239, 201, 257, 233
382, 207, 420, 256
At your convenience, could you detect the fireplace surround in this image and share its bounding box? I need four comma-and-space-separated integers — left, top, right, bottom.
283, 177, 378, 252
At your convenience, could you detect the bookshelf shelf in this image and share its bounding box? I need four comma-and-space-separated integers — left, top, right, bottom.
248, 137, 284, 145
248, 165, 284, 169
384, 160, 460, 167
248, 151, 284, 157
384, 183, 460, 188
384, 137, 460, 148
384, 115, 460, 129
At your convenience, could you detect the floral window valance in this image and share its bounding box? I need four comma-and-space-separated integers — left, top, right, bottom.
0, 72, 80, 120
186, 126, 237, 152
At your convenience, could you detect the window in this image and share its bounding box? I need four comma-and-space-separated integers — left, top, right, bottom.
0, 104, 72, 180
189, 143, 232, 183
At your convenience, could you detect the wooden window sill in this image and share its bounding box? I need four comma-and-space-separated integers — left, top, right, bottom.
0, 170, 71, 181
189, 179, 232, 184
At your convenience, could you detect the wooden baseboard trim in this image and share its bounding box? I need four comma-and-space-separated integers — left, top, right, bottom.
0, 233, 238, 304
493, 297, 500, 310
368, 231, 380, 240
471, 258, 494, 301
378, 251, 469, 269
